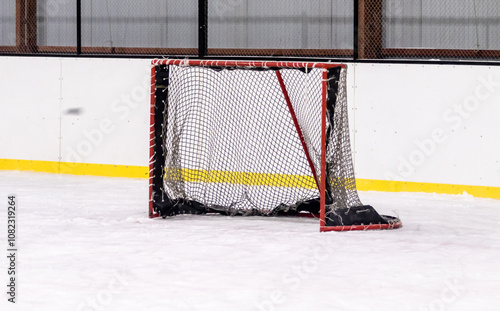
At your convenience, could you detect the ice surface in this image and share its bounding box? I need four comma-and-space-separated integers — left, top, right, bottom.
0, 171, 499, 311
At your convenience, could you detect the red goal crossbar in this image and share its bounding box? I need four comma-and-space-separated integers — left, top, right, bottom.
151, 59, 345, 70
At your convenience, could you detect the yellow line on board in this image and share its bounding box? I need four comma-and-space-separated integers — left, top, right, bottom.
164, 167, 317, 188
356, 178, 500, 200
0, 158, 148, 178
1, 158, 499, 199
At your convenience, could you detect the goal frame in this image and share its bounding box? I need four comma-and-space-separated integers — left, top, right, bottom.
148, 59, 401, 232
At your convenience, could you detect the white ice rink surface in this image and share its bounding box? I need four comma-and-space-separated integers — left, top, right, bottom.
0, 171, 499, 311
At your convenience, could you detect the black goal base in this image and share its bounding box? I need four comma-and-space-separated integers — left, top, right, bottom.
322, 205, 402, 232
153, 195, 402, 232
153, 195, 323, 217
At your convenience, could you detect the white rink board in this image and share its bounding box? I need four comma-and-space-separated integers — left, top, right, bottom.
0, 56, 499, 189
59, 58, 151, 166
0, 57, 151, 167
352, 63, 500, 187
0, 57, 61, 162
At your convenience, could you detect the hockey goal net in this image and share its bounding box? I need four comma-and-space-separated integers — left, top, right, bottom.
149, 59, 401, 232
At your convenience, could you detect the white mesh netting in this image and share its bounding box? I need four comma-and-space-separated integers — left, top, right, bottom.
152, 62, 363, 217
